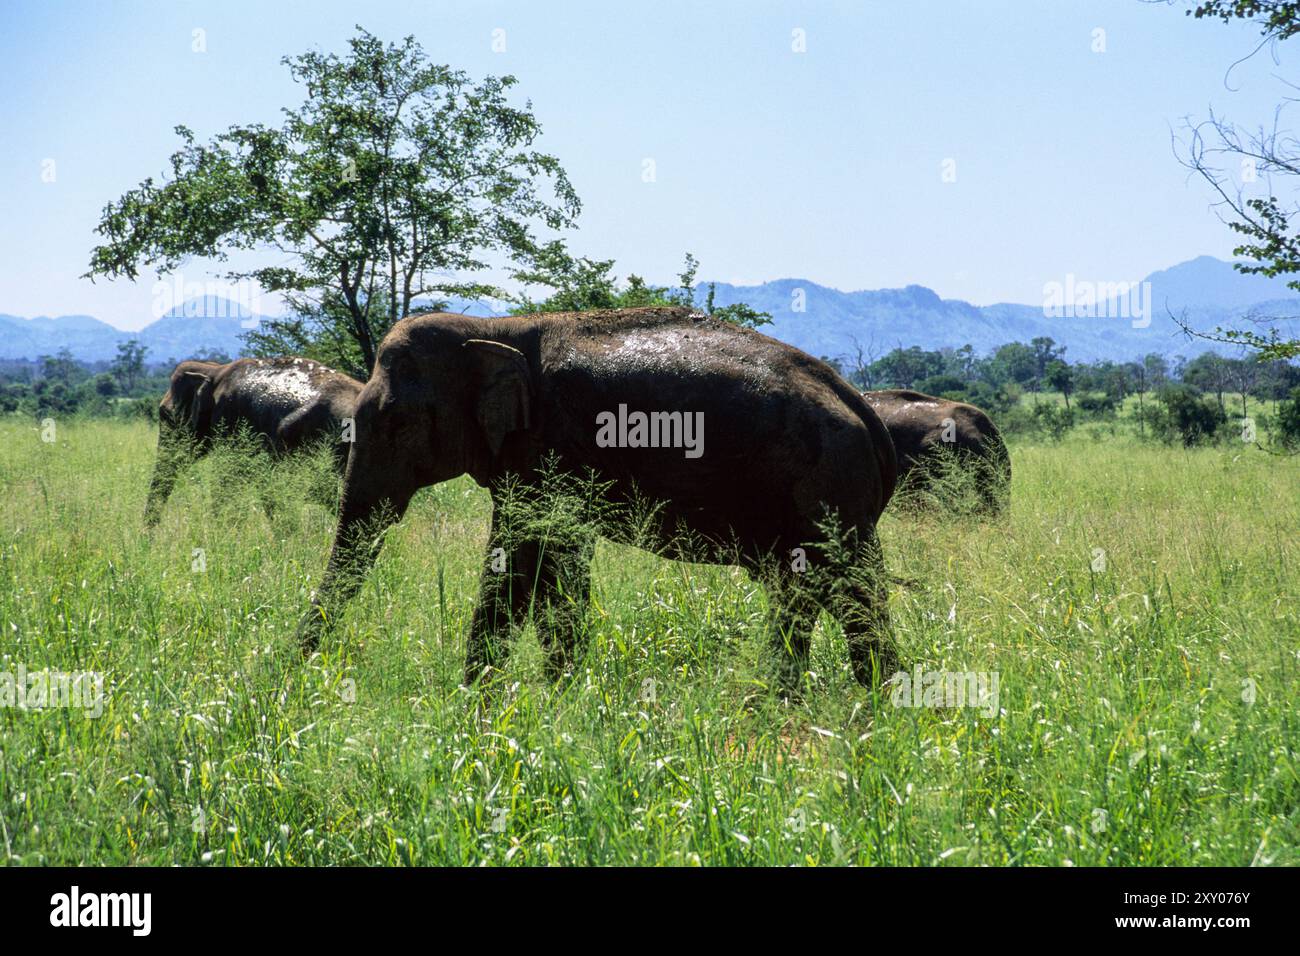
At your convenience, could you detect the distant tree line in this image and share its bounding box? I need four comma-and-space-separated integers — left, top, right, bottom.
826, 335, 1300, 448
8, 330, 1298, 449
0, 341, 230, 420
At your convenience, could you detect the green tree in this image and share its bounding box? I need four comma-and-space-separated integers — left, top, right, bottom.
944, 344, 977, 379
985, 341, 1037, 388
85, 28, 580, 373
871, 347, 944, 389
1182, 353, 1232, 415
1030, 337, 1064, 396
1186, 1, 1300, 39
1174, 1, 1300, 359
1102, 361, 1130, 401
1157, 384, 1227, 446
1277, 385, 1300, 447
110, 339, 148, 394
513, 248, 772, 327
40, 349, 80, 385
1044, 359, 1074, 410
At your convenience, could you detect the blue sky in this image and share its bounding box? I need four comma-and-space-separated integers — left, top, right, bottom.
1, 0, 1296, 330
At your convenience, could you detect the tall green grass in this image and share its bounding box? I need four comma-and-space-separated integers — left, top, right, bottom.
0, 418, 1295, 865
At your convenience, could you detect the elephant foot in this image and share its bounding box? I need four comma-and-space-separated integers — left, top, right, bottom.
770, 653, 810, 699
850, 641, 901, 687
463, 659, 499, 689
543, 658, 572, 686
296, 606, 326, 656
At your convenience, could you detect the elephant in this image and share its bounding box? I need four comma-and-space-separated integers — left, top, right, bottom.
143, 356, 362, 525
298, 306, 901, 692
861, 389, 1010, 513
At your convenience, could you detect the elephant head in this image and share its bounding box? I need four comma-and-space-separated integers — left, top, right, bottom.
167, 366, 215, 436
143, 362, 219, 526
373, 331, 535, 487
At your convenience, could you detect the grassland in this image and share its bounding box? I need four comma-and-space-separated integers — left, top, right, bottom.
0, 417, 1296, 865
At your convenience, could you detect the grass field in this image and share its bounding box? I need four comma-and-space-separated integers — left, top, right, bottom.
0, 416, 1296, 866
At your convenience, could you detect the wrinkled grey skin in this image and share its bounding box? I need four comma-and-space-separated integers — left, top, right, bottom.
862, 389, 1010, 513
144, 357, 362, 526
299, 306, 900, 691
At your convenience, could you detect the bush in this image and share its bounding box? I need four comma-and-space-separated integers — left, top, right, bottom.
916, 374, 969, 397
928, 380, 1018, 416
1076, 393, 1117, 417
997, 403, 1040, 438
110, 396, 157, 420
1277, 386, 1300, 449
1155, 385, 1227, 447
1033, 403, 1075, 441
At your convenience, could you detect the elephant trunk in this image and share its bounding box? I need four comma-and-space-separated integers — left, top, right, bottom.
143, 411, 202, 526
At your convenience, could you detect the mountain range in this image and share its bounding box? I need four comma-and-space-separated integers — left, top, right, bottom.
4, 257, 1298, 366
702, 256, 1300, 364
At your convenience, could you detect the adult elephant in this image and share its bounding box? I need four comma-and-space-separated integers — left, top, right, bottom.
143, 357, 362, 525
861, 389, 1010, 513
298, 307, 900, 691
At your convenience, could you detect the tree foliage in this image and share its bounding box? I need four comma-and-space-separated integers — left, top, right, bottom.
1173, 1, 1300, 358
511, 248, 773, 327
1185, 1, 1300, 40
86, 28, 580, 375
110, 340, 148, 393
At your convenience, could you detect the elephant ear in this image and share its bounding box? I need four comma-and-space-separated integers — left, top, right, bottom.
464, 339, 532, 458
180, 370, 214, 432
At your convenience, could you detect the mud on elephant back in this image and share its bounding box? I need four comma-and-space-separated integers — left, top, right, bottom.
298, 306, 903, 694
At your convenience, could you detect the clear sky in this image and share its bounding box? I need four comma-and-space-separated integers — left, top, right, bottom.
2, 0, 1296, 330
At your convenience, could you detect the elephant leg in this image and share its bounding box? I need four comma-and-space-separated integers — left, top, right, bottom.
534, 534, 595, 683
274, 404, 315, 455
276, 406, 348, 513
982, 440, 1012, 515
763, 564, 821, 695
257, 457, 283, 521
823, 527, 897, 686
464, 521, 541, 685
297, 439, 416, 651
143, 422, 204, 527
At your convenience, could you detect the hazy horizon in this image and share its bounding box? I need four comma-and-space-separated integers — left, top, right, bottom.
0, 252, 1259, 331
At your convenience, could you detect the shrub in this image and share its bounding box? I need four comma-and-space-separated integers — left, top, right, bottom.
916, 374, 969, 397
1076, 393, 1117, 417
1033, 403, 1075, 441
1155, 385, 1227, 447
1277, 386, 1300, 449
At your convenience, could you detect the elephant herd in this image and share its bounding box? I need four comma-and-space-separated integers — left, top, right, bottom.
144, 306, 1010, 693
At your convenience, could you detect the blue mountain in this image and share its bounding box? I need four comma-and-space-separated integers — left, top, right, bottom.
3, 257, 1297, 365
702, 256, 1300, 363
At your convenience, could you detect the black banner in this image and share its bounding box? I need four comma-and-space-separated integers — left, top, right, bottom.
0, 866, 1289, 942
